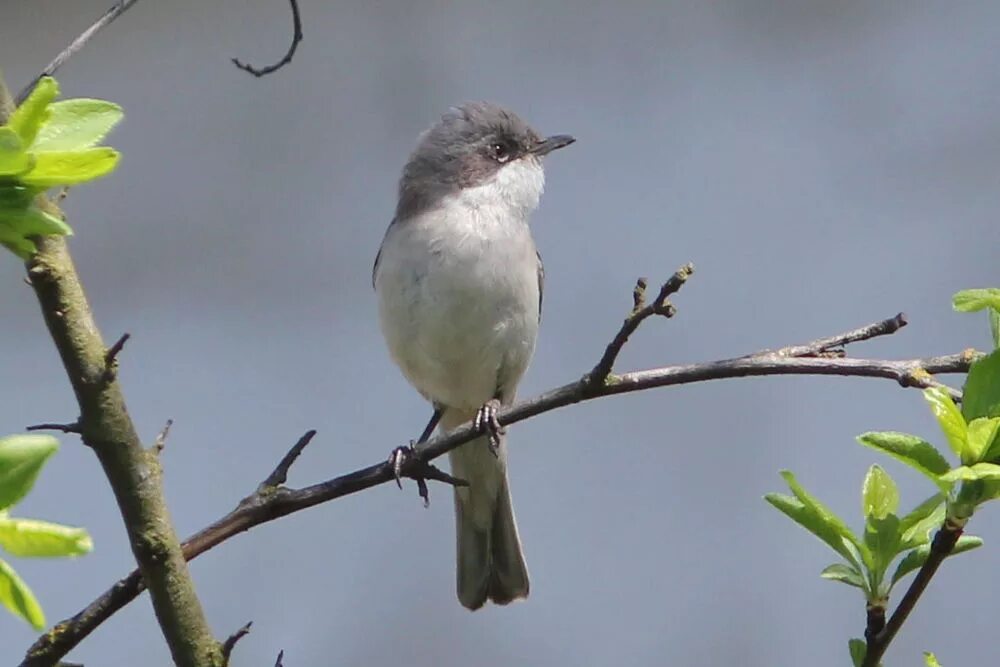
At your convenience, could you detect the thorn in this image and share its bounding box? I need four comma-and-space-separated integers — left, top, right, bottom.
259, 430, 317, 489
221, 620, 253, 664
103, 332, 131, 381
26, 421, 81, 434
153, 419, 173, 453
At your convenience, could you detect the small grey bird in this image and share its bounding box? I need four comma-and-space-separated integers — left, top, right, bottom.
373, 102, 574, 610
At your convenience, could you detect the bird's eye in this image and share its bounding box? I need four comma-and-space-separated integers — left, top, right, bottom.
491, 142, 511, 162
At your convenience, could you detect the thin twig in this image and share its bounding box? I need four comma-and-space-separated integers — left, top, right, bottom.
20, 306, 977, 665
221, 621, 253, 665
861, 524, 963, 667
588, 263, 694, 384
25, 421, 81, 434
754, 312, 908, 358
16, 0, 142, 105
232, 0, 304, 77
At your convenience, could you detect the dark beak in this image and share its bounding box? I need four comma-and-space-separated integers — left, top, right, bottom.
531, 134, 576, 156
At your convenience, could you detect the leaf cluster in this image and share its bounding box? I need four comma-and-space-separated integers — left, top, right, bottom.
0, 434, 92, 630
767, 294, 1000, 666
0, 76, 122, 257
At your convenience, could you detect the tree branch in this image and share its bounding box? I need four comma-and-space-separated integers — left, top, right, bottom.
20, 284, 977, 665
0, 76, 223, 666
232, 0, 304, 77
588, 263, 694, 384
15, 0, 142, 105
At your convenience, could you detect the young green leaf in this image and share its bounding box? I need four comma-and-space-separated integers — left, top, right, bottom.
856, 432, 950, 487
864, 514, 900, 575
862, 465, 899, 519
848, 638, 867, 667
820, 563, 867, 590
924, 387, 970, 462
764, 493, 866, 569
32, 99, 123, 152
962, 349, 1000, 423
779, 471, 864, 550
0, 517, 92, 558
0, 128, 33, 177
953, 288, 1000, 313
0, 435, 59, 510
890, 535, 983, 587
0, 556, 44, 629
19, 148, 120, 187
899, 497, 945, 550
968, 417, 1000, 462
939, 462, 1000, 484
6, 77, 58, 147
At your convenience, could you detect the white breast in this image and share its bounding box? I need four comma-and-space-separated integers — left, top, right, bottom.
375, 159, 545, 412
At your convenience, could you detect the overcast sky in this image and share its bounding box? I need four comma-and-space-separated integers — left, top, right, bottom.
2, 1, 999, 665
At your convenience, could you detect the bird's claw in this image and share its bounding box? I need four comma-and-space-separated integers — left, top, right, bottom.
474, 398, 505, 458
388, 442, 431, 507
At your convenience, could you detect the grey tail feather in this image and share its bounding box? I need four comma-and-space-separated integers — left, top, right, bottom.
455, 475, 530, 610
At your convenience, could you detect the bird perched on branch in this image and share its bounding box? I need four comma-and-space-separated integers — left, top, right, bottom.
373, 102, 574, 609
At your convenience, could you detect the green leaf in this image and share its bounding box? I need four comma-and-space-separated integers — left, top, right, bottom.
0, 517, 92, 558
0, 204, 72, 258
768, 471, 867, 566
0, 185, 38, 209
0, 556, 44, 629
953, 288, 1000, 313
0, 435, 59, 511
924, 387, 970, 462
0, 128, 33, 177
962, 349, 1000, 423
899, 496, 945, 549
32, 99, 123, 152
7, 77, 58, 147
891, 535, 983, 586
990, 308, 1000, 350
764, 492, 866, 569
939, 462, 1000, 483
820, 563, 867, 590
0, 204, 71, 236
20, 148, 120, 187
968, 417, 1000, 462
924, 651, 942, 667
862, 465, 899, 519
849, 638, 867, 667
857, 432, 951, 487
864, 514, 900, 575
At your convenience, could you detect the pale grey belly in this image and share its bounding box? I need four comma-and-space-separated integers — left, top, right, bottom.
376, 222, 540, 412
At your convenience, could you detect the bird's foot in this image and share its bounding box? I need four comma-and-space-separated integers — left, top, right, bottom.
474, 398, 505, 458
388, 442, 468, 508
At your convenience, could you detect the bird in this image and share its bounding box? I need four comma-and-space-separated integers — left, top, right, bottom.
373, 102, 574, 609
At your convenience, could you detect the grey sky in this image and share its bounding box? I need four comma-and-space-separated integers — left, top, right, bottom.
1, 1, 999, 665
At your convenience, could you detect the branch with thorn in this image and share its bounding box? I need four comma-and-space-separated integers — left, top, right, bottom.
221, 621, 253, 666
19, 263, 978, 666
1, 67, 222, 666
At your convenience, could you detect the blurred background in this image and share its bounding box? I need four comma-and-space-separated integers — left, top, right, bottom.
2, 1, 999, 665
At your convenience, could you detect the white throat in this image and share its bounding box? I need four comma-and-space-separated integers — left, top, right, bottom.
456, 157, 546, 219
